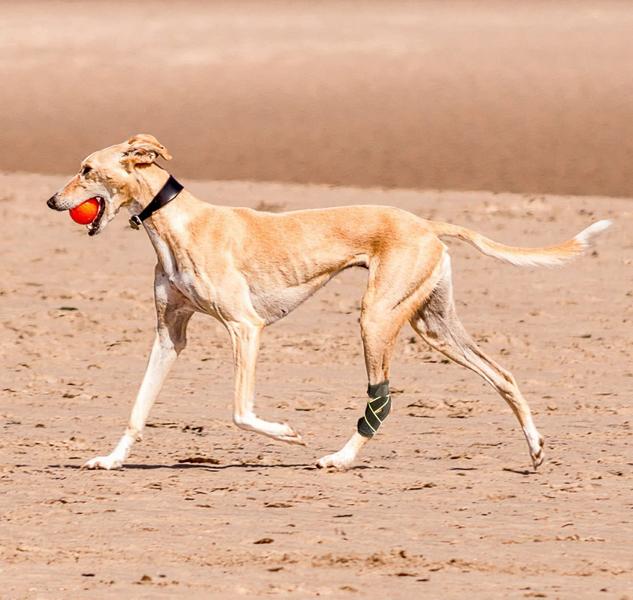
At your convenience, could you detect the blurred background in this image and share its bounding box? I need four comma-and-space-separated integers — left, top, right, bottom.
2, 0, 633, 196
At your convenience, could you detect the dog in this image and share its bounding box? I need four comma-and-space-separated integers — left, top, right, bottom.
46, 134, 611, 471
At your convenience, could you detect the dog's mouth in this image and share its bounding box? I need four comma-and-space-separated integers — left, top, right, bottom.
87, 197, 106, 236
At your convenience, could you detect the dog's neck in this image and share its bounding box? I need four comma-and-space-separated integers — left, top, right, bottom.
128, 164, 171, 215
127, 165, 193, 268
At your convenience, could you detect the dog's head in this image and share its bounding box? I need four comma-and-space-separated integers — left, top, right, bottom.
46, 134, 172, 236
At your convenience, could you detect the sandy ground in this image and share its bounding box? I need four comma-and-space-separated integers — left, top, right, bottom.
3, 1, 633, 196
1, 172, 631, 598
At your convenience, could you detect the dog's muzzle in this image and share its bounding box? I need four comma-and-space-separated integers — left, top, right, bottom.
47, 194, 58, 210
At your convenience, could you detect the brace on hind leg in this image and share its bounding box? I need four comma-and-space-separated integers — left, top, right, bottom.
357, 380, 392, 438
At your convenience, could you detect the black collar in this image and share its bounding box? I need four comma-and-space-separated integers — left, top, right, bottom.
129, 175, 184, 230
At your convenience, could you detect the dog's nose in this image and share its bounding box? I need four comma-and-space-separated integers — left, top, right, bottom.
47, 195, 58, 209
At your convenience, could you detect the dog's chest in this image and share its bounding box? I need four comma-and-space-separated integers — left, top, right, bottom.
148, 229, 211, 307
168, 267, 198, 298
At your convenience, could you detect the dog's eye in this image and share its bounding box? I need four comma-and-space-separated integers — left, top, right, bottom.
81, 165, 92, 177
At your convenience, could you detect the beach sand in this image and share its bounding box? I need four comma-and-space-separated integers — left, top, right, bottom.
1, 173, 631, 598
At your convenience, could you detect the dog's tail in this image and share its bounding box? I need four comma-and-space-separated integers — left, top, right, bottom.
429, 219, 611, 267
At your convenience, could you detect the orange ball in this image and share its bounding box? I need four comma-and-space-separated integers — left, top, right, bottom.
69, 198, 100, 225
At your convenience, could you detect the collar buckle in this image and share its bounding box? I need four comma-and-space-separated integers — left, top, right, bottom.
129, 215, 142, 230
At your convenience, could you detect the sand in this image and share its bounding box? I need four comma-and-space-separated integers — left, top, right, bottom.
3, 1, 633, 196
1, 172, 632, 598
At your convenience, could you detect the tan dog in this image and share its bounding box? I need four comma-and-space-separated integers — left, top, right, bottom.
47, 134, 610, 471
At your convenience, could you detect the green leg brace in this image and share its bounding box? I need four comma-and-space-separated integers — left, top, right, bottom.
357, 380, 392, 438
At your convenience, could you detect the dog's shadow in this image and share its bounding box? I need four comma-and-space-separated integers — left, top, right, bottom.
53, 461, 376, 472
502, 467, 536, 476
53, 461, 315, 471
129, 461, 318, 471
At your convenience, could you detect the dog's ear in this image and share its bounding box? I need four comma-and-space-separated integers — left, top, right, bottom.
123, 134, 172, 168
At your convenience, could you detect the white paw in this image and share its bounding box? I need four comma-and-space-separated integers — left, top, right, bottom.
524, 427, 545, 470
83, 455, 123, 470
530, 436, 545, 470
317, 450, 355, 470
234, 414, 305, 446
273, 423, 305, 446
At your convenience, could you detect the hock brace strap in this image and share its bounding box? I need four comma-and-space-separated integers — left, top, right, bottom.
357, 380, 392, 438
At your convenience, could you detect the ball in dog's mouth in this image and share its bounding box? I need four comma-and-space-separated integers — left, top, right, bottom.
69, 197, 100, 225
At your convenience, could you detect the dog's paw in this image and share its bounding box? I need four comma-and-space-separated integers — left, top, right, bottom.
82, 455, 123, 470
530, 436, 545, 471
316, 450, 355, 471
234, 414, 306, 446
523, 427, 545, 471
274, 423, 306, 446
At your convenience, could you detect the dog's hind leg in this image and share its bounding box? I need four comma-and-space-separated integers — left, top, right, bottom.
229, 321, 304, 445
84, 267, 193, 469
318, 239, 445, 470
410, 256, 544, 469
316, 299, 413, 469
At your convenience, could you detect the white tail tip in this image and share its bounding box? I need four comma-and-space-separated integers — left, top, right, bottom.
574, 219, 612, 247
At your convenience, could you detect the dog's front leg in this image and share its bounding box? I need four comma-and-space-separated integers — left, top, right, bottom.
229, 321, 304, 445
84, 270, 193, 469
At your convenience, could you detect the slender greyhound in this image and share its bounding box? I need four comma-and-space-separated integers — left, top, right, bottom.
46, 134, 611, 471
